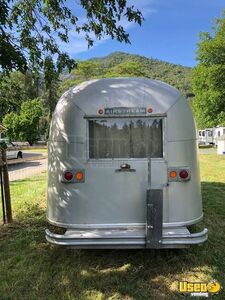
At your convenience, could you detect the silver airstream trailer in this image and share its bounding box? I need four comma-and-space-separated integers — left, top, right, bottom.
46, 78, 208, 248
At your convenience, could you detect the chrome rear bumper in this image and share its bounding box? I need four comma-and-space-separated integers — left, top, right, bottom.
45, 226, 208, 249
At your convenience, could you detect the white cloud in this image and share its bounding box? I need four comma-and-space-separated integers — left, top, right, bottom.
129, 0, 157, 18
57, 0, 157, 56
58, 29, 107, 56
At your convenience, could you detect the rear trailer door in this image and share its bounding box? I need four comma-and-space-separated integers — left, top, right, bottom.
84, 117, 166, 225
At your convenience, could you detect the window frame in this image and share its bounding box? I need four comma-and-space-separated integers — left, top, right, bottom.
86, 116, 165, 161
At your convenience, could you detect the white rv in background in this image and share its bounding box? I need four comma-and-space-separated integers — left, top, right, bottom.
198, 126, 225, 146
214, 127, 225, 146
198, 129, 214, 145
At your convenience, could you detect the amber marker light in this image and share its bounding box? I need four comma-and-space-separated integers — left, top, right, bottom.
75, 171, 84, 181
169, 170, 177, 179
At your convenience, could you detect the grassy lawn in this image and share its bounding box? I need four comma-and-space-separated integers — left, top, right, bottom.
22, 148, 48, 153
0, 154, 225, 300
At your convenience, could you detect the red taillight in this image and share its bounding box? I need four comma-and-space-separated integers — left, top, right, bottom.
62, 169, 85, 183
168, 167, 190, 182
98, 108, 104, 114
147, 107, 153, 113
64, 171, 73, 181
179, 169, 189, 180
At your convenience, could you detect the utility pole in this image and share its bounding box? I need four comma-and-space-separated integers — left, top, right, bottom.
0, 143, 12, 223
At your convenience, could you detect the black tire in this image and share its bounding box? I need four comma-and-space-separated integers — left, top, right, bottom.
17, 152, 23, 159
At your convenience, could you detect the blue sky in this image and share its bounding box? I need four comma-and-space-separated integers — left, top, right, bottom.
63, 0, 225, 67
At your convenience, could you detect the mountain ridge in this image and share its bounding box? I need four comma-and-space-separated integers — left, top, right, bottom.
89, 51, 192, 69
60, 51, 193, 98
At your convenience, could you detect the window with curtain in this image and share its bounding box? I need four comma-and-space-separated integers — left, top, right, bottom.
89, 118, 163, 159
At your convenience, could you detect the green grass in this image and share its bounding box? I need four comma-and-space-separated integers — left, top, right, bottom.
198, 145, 214, 149
22, 147, 47, 153
0, 155, 225, 300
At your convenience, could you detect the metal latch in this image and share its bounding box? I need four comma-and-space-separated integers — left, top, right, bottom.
115, 163, 136, 172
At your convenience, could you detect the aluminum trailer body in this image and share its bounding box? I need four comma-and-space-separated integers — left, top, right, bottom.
46, 78, 207, 248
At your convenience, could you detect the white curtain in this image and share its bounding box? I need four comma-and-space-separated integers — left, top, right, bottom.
89, 118, 163, 159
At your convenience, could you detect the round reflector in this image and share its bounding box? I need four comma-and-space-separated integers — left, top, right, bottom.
64, 171, 73, 181
98, 108, 104, 114
169, 171, 177, 178
75, 171, 84, 181
179, 169, 189, 179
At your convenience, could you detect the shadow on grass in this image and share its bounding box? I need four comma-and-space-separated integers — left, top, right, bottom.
0, 181, 225, 300
10, 176, 46, 184
8, 161, 42, 172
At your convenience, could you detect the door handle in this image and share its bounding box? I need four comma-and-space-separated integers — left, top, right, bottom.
115, 163, 136, 172
121, 163, 131, 169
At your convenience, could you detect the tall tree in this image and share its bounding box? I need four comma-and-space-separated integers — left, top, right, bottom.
192, 12, 225, 128
43, 56, 59, 117
0, 0, 143, 73
2, 112, 20, 141
3, 98, 43, 145
0, 71, 40, 121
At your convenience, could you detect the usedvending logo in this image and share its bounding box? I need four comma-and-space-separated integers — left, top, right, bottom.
178, 280, 221, 298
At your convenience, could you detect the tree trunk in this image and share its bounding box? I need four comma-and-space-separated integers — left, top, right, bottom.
1, 148, 12, 223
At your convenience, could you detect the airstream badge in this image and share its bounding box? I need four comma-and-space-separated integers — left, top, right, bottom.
105, 107, 146, 115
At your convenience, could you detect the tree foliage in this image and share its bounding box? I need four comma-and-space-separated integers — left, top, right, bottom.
74, 61, 102, 80
106, 60, 148, 77
0, 64, 58, 131
0, 71, 39, 121
192, 12, 225, 128
1, 52, 193, 143
2, 112, 20, 141
3, 98, 42, 145
0, 0, 143, 73
43, 56, 60, 117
